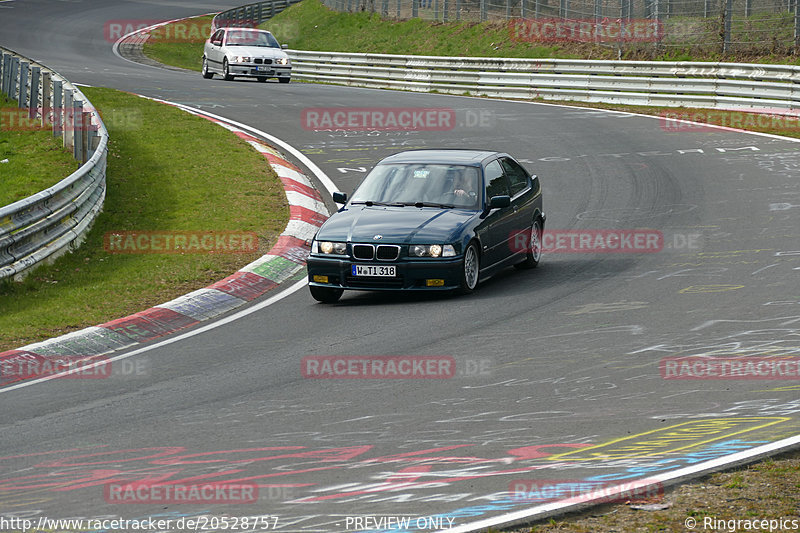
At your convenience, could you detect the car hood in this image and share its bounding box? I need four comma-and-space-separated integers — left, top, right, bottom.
317, 206, 475, 244
223, 46, 287, 59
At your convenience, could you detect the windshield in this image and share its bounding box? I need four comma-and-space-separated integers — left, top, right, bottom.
350, 164, 481, 209
225, 30, 280, 48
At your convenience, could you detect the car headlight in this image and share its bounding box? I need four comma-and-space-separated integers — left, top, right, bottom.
410, 244, 456, 258
313, 240, 347, 255
232, 56, 250, 63
276, 57, 289, 65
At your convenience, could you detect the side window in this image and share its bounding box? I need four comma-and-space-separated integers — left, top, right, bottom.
212, 30, 224, 44
484, 160, 510, 199
501, 157, 529, 196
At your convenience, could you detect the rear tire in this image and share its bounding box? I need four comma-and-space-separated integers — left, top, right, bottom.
223, 58, 233, 81
458, 242, 480, 294
201, 57, 213, 79
310, 286, 343, 303
515, 218, 542, 269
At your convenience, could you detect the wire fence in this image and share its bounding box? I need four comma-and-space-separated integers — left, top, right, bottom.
322, 0, 800, 54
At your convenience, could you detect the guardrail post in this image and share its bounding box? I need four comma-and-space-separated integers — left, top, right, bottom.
1, 53, 9, 95
480, 0, 486, 21
412, 0, 418, 17
63, 88, 73, 150
559, 0, 569, 19
82, 110, 91, 163
704, 0, 710, 18
744, 0, 750, 17
9, 56, 19, 102
41, 71, 51, 128
382, 0, 389, 17
52, 78, 62, 138
455, 0, 460, 20
73, 97, 84, 162
29, 66, 40, 119
18, 61, 29, 109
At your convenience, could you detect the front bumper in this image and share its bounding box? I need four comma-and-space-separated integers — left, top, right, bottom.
307, 255, 464, 291
229, 64, 291, 78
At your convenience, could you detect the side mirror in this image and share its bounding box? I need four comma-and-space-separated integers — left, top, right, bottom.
488, 195, 511, 209
281, 44, 289, 49
332, 191, 348, 204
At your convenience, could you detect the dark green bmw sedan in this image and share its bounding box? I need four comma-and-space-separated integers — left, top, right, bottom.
307, 149, 545, 303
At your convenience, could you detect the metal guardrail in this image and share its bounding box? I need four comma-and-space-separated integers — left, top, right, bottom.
0, 46, 108, 280
211, 0, 304, 29
287, 50, 800, 113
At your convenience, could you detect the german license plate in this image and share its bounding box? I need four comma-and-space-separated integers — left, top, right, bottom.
257, 66, 273, 72
352, 264, 396, 277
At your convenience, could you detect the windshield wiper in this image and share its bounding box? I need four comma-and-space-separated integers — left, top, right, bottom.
351, 200, 406, 207
406, 202, 455, 209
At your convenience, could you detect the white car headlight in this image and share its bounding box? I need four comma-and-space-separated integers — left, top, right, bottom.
314, 240, 347, 255
232, 56, 250, 63
276, 57, 289, 65
410, 244, 456, 258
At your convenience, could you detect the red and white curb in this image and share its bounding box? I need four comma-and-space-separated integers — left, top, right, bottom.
0, 101, 330, 380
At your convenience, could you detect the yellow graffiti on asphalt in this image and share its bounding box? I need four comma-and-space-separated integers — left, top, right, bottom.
546, 417, 789, 461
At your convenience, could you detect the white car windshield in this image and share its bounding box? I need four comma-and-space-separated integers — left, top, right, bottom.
350, 164, 481, 209
226, 30, 280, 48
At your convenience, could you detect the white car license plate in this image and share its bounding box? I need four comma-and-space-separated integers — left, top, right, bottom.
257, 66, 272, 72
352, 264, 396, 277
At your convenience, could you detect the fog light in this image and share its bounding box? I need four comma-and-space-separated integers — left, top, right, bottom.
426, 279, 445, 287
313, 275, 329, 283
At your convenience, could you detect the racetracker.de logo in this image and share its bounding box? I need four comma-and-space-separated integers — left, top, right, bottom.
661, 357, 800, 380
511, 229, 663, 254
0, 355, 111, 380
510, 478, 664, 503
301, 107, 456, 131
659, 109, 800, 132
103, 231, 258, 254
104, 482, 258, 504
103, 19, 237, 43
509, 18, 663, 43
301, 356, 456, 379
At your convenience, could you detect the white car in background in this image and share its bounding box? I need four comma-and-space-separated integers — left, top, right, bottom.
202, 28, 291, 83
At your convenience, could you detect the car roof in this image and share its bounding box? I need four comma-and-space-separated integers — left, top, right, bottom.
378, 149, 503, 166
219, 27, 273, 33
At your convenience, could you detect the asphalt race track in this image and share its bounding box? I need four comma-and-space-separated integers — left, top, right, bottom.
2, 1, 800, 531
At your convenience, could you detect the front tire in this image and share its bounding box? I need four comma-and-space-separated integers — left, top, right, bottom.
257, 76, 268, 83
278, 77, 290, 84
201, 57, 213, 79
515, 218, 542, 269
459, 242, 480, 293
222, 58, 233, 81
310, 286, 343, 303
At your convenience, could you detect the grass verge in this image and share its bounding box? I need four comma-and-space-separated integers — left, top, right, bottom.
0, 87, 288, 351
504, 448, 800, 532
0, 93, 80, 206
